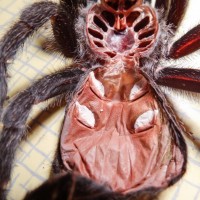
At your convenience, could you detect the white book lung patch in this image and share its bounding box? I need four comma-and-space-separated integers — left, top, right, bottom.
90, 71, 105, 97
129, 78, 147, 101
75, 102, 95, 128
134, 110, 158, 133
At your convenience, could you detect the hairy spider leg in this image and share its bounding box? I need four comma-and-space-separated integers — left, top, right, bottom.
166, 0, 189, 30
155, 0, 170, 15
155, 25, 200, 94
155, 0, 189, 31
53, 0, 87, 57
24, 173, 118, 200
23, 173, 161, 200
155, 67, 200, 93
154, 0, 200, 92
169, 24, 200, 59
0, 2, 58, 117
0, 68, 84, 200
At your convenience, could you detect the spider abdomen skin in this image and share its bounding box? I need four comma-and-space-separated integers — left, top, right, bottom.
60, 63, 185, 194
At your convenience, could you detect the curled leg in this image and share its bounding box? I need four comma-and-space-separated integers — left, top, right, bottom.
0, 67, 84, 200
0, 1, 58, 116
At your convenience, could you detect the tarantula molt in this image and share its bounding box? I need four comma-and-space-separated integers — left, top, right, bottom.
1, 0, 200, 200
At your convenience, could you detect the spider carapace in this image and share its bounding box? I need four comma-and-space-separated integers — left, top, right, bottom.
60, 0, 185, 194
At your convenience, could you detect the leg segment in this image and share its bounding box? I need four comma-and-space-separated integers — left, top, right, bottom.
166, 0, 189, 31
52, 0, 87, 57
155, 0, 170, 16
0, 67, 84, 199
168, 25, 200, 59
155, 0, 188, 31
155, 67, 200, 93
0, 1, 58, 116
24, 173, 117, 200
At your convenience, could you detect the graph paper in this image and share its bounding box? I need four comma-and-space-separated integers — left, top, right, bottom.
0, 0, 200, 199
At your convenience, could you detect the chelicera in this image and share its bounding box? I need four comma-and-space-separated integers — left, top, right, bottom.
0, 0, 200, 199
